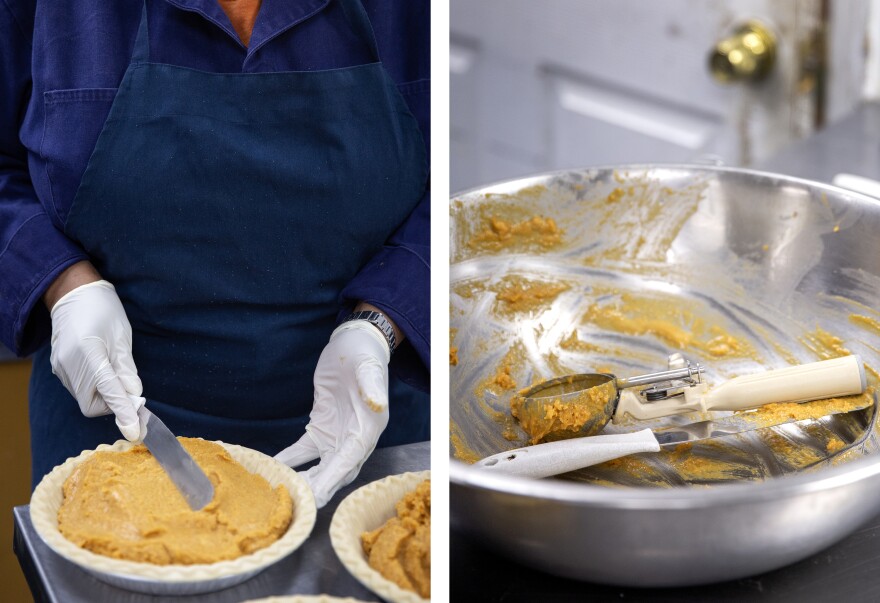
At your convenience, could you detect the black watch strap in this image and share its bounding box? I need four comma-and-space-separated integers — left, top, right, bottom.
342, 310, 397, 353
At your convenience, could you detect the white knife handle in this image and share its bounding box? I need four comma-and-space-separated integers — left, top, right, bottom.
475, 429, 661, 479
615, 355, 866, 421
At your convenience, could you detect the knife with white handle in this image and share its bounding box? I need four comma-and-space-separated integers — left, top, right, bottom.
136, 405, 214, 510
478, 390, 874, 478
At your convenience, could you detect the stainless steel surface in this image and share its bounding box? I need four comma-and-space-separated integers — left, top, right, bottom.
137, 406, 214, 511
449, 164, 880, 586
14, 441, 429, 602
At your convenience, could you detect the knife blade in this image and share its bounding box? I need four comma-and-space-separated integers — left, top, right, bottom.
652, 394, 875, 447
136, 405, 214, 510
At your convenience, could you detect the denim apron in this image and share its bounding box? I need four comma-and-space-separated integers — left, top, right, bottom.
29, 0, 429, 485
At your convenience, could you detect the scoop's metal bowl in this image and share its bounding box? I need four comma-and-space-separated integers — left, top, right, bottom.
449, 165, 880, 587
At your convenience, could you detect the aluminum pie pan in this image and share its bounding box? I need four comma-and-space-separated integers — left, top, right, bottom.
30, 439, 317, 595
449, 164, 880, 586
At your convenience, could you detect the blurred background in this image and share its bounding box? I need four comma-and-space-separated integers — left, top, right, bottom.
451, 0, 880, 192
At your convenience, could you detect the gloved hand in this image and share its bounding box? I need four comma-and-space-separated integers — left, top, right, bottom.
275, 320, 391, 508
49, 280, 146, 441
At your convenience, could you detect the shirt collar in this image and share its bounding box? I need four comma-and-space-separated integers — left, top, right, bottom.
164, 0, 329, 53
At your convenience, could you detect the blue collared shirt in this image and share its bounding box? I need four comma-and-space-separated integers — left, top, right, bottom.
0, 0, 430, 387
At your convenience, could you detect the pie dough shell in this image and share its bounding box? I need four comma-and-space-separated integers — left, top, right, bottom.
330, 470, 431, 603
30, 439, 317, 589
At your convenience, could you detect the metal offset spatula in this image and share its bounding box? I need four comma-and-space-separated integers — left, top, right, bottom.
136, 405, 214, 510
480, 393, 876, 478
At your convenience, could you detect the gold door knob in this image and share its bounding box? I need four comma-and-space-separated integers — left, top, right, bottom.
709, 21, 776, 84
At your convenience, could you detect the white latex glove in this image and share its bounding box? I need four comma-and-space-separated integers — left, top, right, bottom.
275, 320, 391, 508
49, 280, 145, 441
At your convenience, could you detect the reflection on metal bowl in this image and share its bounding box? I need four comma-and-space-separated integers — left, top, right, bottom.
449, 165, 880, 587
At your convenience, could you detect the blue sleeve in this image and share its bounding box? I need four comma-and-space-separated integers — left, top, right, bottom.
339, 187, 430, 390
0, 0, 88, 356
339, 7, 430, 390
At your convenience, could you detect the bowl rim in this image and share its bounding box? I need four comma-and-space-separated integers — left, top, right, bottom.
450, 163, 880, 209
450, 162, 880, 510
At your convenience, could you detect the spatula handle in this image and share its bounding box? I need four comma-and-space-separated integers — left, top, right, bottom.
475, 429, 661, 479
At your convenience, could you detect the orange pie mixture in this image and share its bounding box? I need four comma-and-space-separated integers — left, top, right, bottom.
57, 437, 293, 565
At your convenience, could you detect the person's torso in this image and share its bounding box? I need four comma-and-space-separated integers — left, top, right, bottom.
17, 0, 429, 229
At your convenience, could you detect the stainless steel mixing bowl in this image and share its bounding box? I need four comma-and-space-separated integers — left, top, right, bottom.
449, 165, 880, 587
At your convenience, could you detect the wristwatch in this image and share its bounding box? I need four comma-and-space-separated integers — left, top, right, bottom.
342, 310, 397, 354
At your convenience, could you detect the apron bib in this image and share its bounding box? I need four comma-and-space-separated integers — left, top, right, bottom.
30, 0, 428, 485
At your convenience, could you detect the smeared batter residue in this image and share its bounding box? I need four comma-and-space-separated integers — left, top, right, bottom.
491, 276, 571, 315
582, 291, 754, 359
468, 215, 563, 253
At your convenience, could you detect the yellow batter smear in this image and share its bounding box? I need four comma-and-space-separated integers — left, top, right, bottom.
492, 365, 517, 390
361, 479, 431, 599
471, 344, 530, 443
491, 276, 570, 315
467, 215, 563, 253
510, 381, 617, 444
581, 175, 706, 265
760, 432, 826, 468
449, 328, 458, 366
605, 188, 625, 204
582, 291, 754, 359
800, 327, 851, 360
57, 438, 292, 565
851, 314, 880, 336
665, 442, 750, 481
559, 330, 602, 353
450, 421, 482, 464
826, 438, 846, 454
737, 390, 874, 428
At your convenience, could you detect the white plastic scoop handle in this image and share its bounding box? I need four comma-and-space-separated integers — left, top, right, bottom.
477, 429, 661, 478
614, 355, 867, 422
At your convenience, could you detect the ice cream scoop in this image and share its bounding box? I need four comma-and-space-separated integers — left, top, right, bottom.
511, 355, 867, 443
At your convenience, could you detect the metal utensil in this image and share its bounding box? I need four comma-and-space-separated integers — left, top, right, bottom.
137, 406, 214, 510
480, 396, 874, 478
513, 355, 867, 441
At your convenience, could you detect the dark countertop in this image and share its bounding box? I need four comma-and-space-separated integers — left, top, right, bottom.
452, 102, 880, 602
15, 441, 429, 602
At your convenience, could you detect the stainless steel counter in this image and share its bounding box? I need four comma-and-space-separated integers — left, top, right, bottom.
14, 441, 429, 602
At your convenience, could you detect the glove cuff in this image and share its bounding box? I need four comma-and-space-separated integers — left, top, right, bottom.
50, 279, 116, 318
339, 310, 397, 354
331, 320, 391, 363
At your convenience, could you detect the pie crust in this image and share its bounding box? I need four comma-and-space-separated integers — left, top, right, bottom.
330, 471, 431, 603
30, 439, 316, 593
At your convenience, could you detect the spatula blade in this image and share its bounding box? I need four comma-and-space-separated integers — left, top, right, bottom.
137, 406, 214, 510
